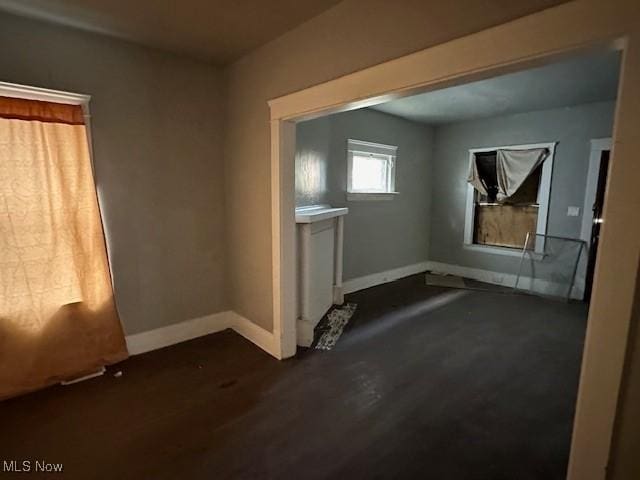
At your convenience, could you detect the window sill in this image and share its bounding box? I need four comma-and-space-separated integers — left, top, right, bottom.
463, 243, 544, 259
347, 192, 399, 201
463, 243, 524, 257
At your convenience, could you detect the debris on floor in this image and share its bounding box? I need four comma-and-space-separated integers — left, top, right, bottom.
425, 272, 467, 289
315, 303, 357, 351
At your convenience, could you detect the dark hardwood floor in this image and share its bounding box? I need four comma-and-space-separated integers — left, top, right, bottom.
0, 274, 587, 479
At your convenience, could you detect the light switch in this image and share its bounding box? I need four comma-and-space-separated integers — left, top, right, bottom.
567, 206, 580, 217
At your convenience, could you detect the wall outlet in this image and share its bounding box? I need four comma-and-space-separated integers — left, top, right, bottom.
567, 206, 580, 217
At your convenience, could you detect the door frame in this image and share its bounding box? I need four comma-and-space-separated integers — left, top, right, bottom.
581, 137, 613, 243
269, 2, 640, 479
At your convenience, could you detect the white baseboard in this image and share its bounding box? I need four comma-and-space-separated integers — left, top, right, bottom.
125, 311, 233, 355
228, 311, 280, 359
296, 318, 315, 348
343, 261, 430, 294
125, 258, 583, 359
426, 260, 584, 300
125, 310, 280, 359
61, 366, 106, 385
427, 261, 517, 287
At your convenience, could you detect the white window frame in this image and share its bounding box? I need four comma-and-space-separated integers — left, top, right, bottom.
0, 81, 93, 162
346, 139, 398, 201
463, 141, 556, 256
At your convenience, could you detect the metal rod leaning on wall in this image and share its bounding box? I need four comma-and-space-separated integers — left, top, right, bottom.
514, 232, 531, 294
514, 232, 587, 301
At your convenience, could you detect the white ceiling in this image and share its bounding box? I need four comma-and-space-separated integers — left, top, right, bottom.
0, 0, 342, 64
371, 50, 621, 125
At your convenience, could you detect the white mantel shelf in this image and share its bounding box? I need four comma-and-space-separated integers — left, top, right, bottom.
295, 205, 349, 223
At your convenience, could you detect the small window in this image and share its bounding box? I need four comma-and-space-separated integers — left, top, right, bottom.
347, 139, 398, 199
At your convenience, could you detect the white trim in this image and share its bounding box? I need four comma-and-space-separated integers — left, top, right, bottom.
295, 205, 348, 223
125, 310, 280, 359
537, 144, 556, 237
0, 81, 90, 105
342, 261, 430, 294
426, 260, 584, 300
581, 138, 612, 243
463, 142, 556, 254
296, 318, 315, 347
464, 182, 476, 244
61, 367, 106, 385
346, 192, 398, 201
0, 82, 94, 155
229, 311, 280, 359
271, 120, 298, 359
462, 243, 525, 257
333, 215, 345, 304
125, 311, 233, 355
338, 258, 584, 298
347, 138, 398, 155
467, 142, 556, 154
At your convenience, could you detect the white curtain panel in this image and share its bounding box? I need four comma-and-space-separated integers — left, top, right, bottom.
495, 148, 549, 200
467, 156, 489, 196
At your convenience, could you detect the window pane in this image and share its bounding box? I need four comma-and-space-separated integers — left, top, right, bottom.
474, 151, 498, 202
352, 155, 388, 191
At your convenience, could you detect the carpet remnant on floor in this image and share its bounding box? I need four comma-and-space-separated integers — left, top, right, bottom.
315, 303, 357, 350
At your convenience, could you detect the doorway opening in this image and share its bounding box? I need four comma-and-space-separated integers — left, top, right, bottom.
584, 142, 611, 302
287, 48, 620, 477
270, 8, 636, 471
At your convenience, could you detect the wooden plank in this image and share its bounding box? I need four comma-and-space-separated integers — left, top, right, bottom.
474, 205, 538, 248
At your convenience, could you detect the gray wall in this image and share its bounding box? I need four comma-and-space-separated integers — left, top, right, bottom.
296, 108, 434, 281
296, 101, 615, 286
429, 101, 616, 275
0, 12, 226, 335
295, 116, 332, 206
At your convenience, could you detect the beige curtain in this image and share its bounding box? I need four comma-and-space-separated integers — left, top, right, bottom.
0, 96, 128, 399
467, 148, 549, 201
495, 148, 549, 200
467, 155, 489, 196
